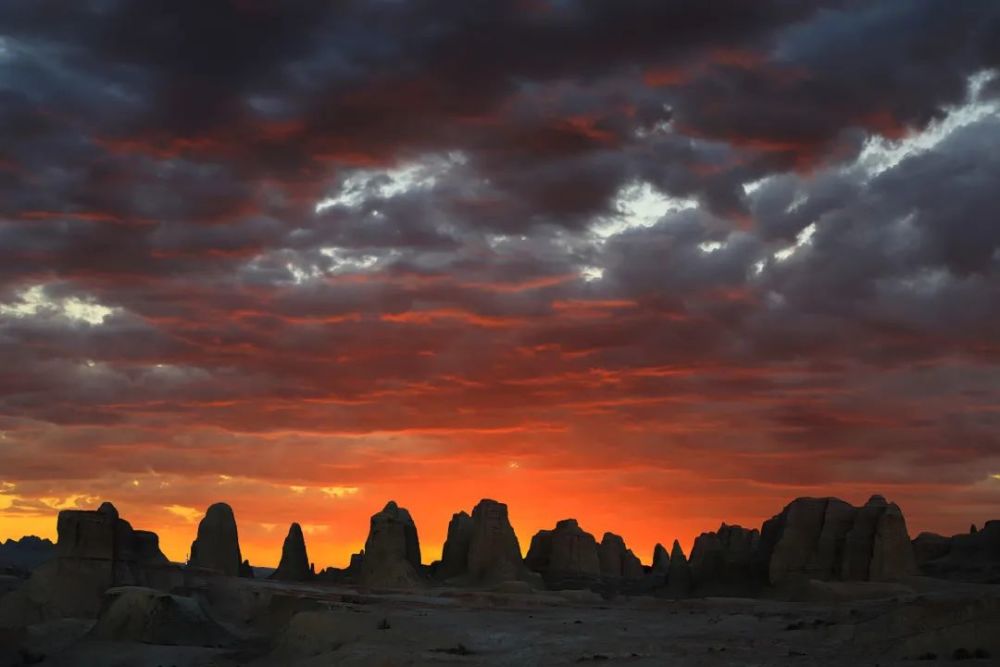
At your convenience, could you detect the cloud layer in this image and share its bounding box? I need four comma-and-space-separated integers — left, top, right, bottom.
1, 0, 998, 566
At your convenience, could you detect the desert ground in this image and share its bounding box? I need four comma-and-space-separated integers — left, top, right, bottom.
7, 576, 999, 666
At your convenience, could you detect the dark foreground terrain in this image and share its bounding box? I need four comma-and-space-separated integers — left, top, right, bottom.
3, 576, 999, 666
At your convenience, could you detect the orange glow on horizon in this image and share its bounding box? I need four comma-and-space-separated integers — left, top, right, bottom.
2, 462, 992, 572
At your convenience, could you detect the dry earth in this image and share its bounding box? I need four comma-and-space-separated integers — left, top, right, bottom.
6, 576, 997, 666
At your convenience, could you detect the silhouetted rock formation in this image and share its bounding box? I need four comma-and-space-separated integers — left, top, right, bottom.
436, 511, 474, 580
0, 536, 54, 572
651, 543, 670, 574
188, 503, 245, 577
435, 499, 539, 585
359, 501, 423, 588
134, 530, 168, 566
913, 532, 952, 563
914, 520, 1000, 584
457, 499, 536, 585
0, 502, 178, 625
598, 532, 644, 580
316, 550, 363, 585
55, 502, 169, 572
689, 523, 760, 593
758, 495, 918, 585
271, 523, 311, 582
525, 519, 601, 590
665, 540, 692, 598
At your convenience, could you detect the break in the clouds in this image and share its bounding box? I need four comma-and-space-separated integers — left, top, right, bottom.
0, 0, 998, 567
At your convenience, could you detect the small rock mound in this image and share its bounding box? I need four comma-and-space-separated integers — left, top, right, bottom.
271, 523, 312, 582
90, 586, 232, 647
188, 503, 245, 577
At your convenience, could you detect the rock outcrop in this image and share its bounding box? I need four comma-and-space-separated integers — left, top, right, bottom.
316, 549, 364, 585
188, 503, 245, 577
689, 523, 760, 592
466, 499, 535, 585
913, 532, 952, 564
0, 536, 54, 573
597, 533, 644, 580
427, 499, 539, 586
664, 540, 692, 598
0, 502, 178, 624
435, 511, 474, 580
651, 543, 670, 574
525, 519, 601, 589
758, 495, 918, 585
359, 501, 423, 588
270, 523, 312, 582
914, 520, 1000, 584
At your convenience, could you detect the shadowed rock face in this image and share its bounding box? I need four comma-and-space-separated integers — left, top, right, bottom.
436, 511, 474, 580
665, 540, 693, 598
598, 533, 644, 580
759, 495, 918, 585
0, 536, 54, 572
271, 523, 311, 582
914, 521, 1000, 584
360, 501, 423, 588
0, 502, 177, 624
651, 543, 670, 573
466, 499, 533, 584
689, 523, 760, 591
133, 531, 168, 566
189, 503, 244, 577
913, 532, 952, 563
526, 519, 601, 589
56, 502, 168, 568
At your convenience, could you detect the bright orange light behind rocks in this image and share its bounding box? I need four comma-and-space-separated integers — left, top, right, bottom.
3, 421, 996, 570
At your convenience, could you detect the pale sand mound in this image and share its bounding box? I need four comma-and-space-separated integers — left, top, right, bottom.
89, 586, 233, 647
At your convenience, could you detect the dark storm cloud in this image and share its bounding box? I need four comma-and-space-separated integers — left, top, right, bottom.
0, 0, 998, 538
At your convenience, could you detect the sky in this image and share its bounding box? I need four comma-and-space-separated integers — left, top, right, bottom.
0, 0, 999, 570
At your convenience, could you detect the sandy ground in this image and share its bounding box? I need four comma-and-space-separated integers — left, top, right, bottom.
7, 577, 998, 666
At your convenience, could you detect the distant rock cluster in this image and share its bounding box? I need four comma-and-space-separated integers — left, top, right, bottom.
0, 490, 996, 631
913, 520, 1000, 584
0, 536, 54, 573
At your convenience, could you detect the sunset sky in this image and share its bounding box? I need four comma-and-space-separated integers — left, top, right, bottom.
1, 1, 999, 570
